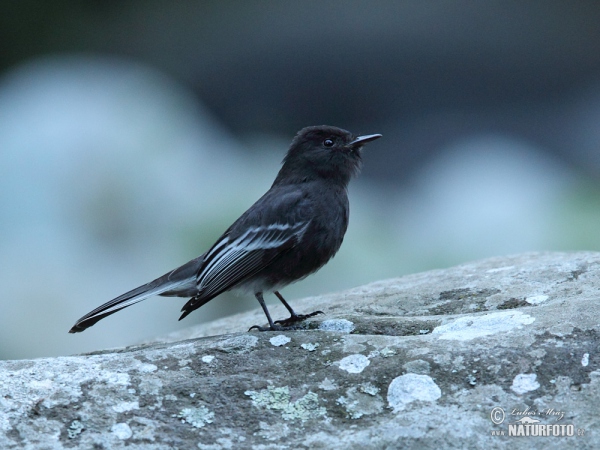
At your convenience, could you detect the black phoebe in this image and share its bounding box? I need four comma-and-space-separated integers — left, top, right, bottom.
69, 125, 381, 333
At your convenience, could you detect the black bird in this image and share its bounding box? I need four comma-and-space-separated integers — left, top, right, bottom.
69, 125, 381, 333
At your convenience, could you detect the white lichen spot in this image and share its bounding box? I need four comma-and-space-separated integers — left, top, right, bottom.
177, 406, 214, 428
337, 386, 384, 419
216, 335, 259, 353
431, 311, 535, 341
387, 374, 441, 412
258, 421, 291, 441
319, 319, 355, 333
582, 353, 590, 367
301, 342, 320, 352
245, 386, 326, 421
100, 371, 130, 386
336, 395, 359, 419
318, 378, 338, 391
0, 411, 12, 431
339, 354, 370, 374
201, 355, 215, 363
139, 377, 163, 396
380, 347, 397, 358
132, 418, 155, 442
68, 420, 84, 439
112, 401, 139, 413
111, 423, 132, 440
359, 382, 380, 396
525, 295, 549, 305
197, 435, 234, 450
511, 373, 540, 395
486, 265, 514, 273
270, 335, 291, 347
29, 379, 53, 390
245, 386, 289, 409
467, 374, 477, 386
136, 363, 158, 373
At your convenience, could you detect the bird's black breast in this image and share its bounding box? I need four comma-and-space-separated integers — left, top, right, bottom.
251, 181, 350, 290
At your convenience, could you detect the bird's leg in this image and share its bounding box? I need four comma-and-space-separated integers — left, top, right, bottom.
273, 291, 323, 326
249, 292, 283, 331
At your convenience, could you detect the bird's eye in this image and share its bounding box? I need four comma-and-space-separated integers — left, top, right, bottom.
323, 139, 334, 147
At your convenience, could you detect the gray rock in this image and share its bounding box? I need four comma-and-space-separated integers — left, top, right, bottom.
1, 252, 598, 449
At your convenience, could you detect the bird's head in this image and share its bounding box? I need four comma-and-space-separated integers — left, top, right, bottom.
275, 125, 381, 186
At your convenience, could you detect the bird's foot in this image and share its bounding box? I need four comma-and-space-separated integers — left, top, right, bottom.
248, 311, 324, 331
274, 310, 324, 327
248, 324, 295, 332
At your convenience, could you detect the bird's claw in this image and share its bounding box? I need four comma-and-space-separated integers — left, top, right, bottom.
248, 324, 292, 332
248, 324, 271, 332
274, 310, 324, 326
248, 310, 324, 331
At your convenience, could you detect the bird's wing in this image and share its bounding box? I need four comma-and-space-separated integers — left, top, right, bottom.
179, 220, 310, 319
198, 221, 310, 297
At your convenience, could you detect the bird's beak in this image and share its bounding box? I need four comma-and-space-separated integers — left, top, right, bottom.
349, 134, 382, 146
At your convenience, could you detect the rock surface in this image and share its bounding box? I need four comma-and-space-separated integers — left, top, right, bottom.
1, 252, 598, 449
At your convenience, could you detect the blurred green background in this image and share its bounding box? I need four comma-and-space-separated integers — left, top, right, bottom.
1, 1, 600, 359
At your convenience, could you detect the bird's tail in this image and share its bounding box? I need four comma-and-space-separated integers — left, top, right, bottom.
69, 256, 203, 333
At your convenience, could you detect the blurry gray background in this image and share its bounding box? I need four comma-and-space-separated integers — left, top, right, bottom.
1, 1, 600, 360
